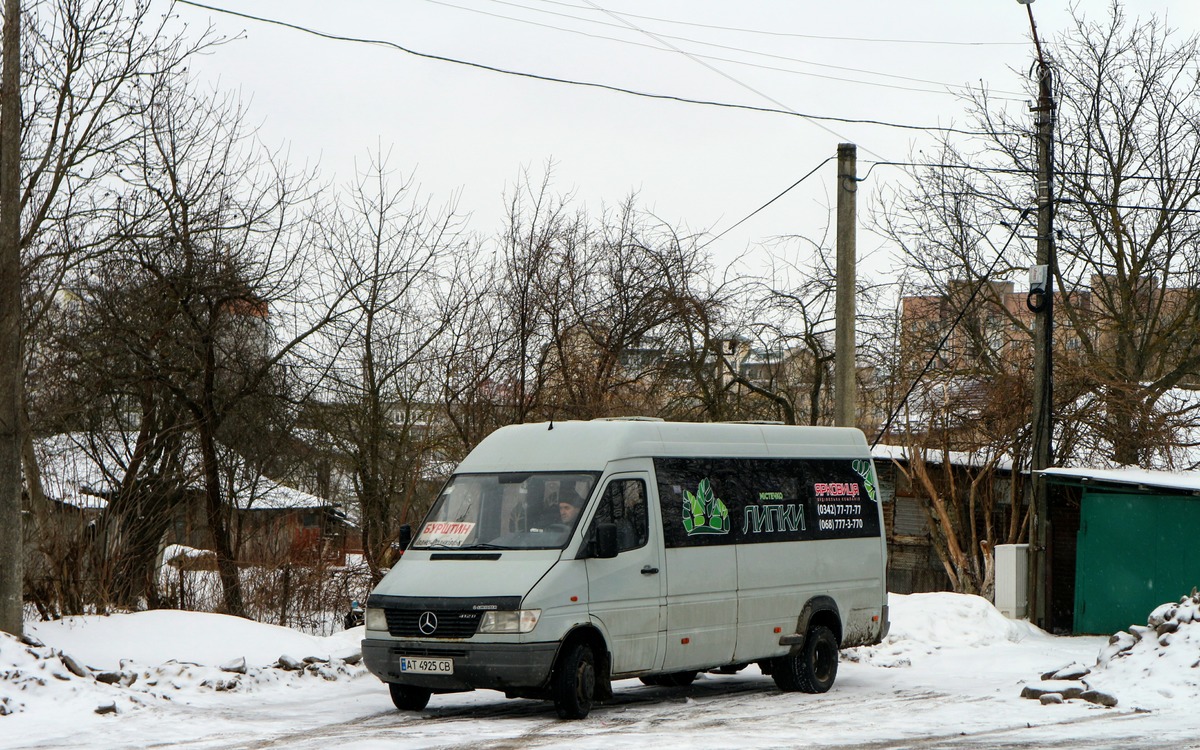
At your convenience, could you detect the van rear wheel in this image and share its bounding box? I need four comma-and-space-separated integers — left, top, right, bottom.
772, 625, 838, 694
552, 642, 596, 719
388, 683, 432, 711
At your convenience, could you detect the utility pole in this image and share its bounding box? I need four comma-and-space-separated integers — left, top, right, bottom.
1021, 0, 1055, 631
834, 143, 857, 428
0, 0, 24, 637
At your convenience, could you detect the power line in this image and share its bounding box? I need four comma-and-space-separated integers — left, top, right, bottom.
420, 0, 1026, 99
578, 0, 888, 159
871, 208, 1034, 449
1061, 198, 1200, 215
700, 157, 836, 250
587, 0, 867, 153
863, 161, 1031, 179
175, 0, 1002, 138
864, 161, 1200, 185
516, 0, 1029, 48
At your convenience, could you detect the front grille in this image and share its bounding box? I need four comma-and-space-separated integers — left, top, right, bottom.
384, 608, 482, 638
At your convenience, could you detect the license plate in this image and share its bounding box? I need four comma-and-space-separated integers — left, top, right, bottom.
398, 656, 454, 675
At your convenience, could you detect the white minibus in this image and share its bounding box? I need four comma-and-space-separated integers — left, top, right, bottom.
362, 419, 888, 718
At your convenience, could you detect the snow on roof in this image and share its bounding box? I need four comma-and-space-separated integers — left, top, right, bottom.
34, 433, 332, 511
871, 445, 1200, 492
35, 433, 134, 510
236, 476, 332, 511
1040, 466, 1200, 494
872, 444, 1016, 473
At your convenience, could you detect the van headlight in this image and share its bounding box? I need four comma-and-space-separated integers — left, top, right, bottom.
365, 607, 388, 632
477, 609, 541, 634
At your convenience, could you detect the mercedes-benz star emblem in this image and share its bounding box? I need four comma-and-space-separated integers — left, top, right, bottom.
418, 611, 438, 635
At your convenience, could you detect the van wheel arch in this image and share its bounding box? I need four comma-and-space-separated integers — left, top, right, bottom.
796, 596, 842, 645
554, 627, 612, 703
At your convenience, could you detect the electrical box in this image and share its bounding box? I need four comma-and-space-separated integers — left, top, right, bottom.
1028, 265, 1048, 293
994, 543, 1030, 619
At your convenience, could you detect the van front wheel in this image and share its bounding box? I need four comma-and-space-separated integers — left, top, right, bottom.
388, 683, 432, 711
552, 642, 596, 719
772, 625, 838, 694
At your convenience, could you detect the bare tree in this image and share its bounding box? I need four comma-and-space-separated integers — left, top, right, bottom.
540, 197, 716, 419
883, 369, 1033, 597
316, 150, 468, 581
4, 0, 220, 630
494, 165, 586, 424
18, 0, 220, 499
880, 2, 1200, 469
88, 69, 341, 616
437, 264, 509, 458
709, 236, 888, 427
39, 280, 195, 612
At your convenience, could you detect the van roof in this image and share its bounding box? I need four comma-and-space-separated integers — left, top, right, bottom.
456, 419, 871, 473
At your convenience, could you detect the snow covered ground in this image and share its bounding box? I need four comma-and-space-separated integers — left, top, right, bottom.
4, 592, 1200, 749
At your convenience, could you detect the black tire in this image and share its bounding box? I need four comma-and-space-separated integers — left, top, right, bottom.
659, 671, 698, 686
772, 625, 839, 694
552, 642, 596, 720
388, 683, 432, 711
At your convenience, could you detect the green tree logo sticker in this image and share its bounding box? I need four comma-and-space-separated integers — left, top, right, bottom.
682, 478, 730, 535
851, 459, 878, 503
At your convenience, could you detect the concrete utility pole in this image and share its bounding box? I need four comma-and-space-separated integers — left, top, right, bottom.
1021, 0, 1056, 631
0, 0, 24, 637
834, 143, 857, 428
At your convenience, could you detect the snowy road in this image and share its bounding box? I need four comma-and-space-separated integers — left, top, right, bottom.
14, 658, 1192, 750
7, 593, 1200, 749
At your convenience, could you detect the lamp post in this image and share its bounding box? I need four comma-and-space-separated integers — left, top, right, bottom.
1018, 0, 1056, 631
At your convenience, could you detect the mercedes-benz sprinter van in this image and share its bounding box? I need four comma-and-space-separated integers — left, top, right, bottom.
362, 418, 888, 718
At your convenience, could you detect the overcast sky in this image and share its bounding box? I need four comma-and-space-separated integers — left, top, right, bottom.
170, 0, 1200, 281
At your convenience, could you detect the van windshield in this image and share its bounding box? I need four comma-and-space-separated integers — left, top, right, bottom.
412, 472, 599, 550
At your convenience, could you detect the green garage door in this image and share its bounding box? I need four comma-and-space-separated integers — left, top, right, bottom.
1075, 491, 1200, 634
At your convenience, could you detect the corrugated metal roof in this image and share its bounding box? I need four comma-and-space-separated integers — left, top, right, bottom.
1040, 466, 1200, 493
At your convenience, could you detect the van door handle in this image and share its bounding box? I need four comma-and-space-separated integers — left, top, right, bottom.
641, 565, 659, 575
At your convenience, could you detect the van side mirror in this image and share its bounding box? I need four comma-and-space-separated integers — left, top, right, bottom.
398, 524, 413, 551
593, 522, 619, 559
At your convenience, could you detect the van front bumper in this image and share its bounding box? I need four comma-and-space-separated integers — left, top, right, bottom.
362, 638, 559, 692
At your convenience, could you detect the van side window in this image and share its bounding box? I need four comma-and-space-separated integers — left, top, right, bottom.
592, 479, 648, 552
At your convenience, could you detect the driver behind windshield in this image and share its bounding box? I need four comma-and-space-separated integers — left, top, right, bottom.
559, 490, 584, 525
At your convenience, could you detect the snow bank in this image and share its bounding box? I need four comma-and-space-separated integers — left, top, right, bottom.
1084, 590, 1200, 709
28, 610, 361, 670
1020, 590, 1200, 711
887, 592, 1045, 647
845, 592, 1047, 668
0, 631, 115, 718
1, 613, 366, 720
